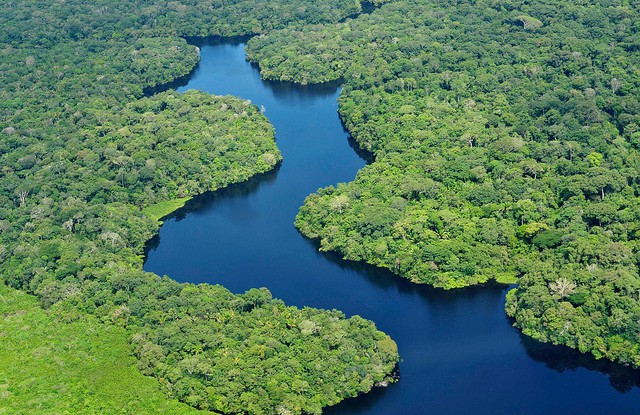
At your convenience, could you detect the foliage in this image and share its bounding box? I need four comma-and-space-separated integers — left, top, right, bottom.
129, 284, 398, 414
246, 0, 640, 367
0, 0, 399, 413
0, 284, 214, 415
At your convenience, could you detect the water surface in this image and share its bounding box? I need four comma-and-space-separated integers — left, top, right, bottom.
144, 40, 640, 414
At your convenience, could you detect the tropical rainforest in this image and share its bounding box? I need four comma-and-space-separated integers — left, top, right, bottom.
3, 0, 640, 412
247, 0, 640, 368
0, 0, 398, 414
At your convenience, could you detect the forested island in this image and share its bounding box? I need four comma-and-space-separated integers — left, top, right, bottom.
2, 0, 640, 413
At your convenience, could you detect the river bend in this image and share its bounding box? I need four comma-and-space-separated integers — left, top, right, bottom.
144, 39, 640, 414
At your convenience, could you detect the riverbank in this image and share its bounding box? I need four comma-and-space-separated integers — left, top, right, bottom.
146, 40, 640, 415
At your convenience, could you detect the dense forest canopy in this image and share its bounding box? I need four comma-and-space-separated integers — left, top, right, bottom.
4, 0, 640, 411
0, 0, 398, 414
247, 0, 640, 367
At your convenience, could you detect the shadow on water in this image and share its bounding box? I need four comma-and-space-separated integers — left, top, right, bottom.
325, 382, 393, 415
302, 232, 512, 304
143, 165, 281, 258
143, 68, 198, 96
187, 35, 345, 101
170, 164, 280, 222
185, 35, 252, 48
520, 334, 640, 393
347, 134, 376, 164
245, 59, 345, 103
192, 36, 345, 101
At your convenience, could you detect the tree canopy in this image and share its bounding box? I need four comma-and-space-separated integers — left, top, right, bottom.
246, 0, 640, 368
0, 0, 398, 413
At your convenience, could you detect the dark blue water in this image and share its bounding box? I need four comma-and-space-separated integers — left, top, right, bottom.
144, 40, 640, 414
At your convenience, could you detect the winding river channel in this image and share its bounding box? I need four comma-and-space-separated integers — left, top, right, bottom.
144, 39, 640, 414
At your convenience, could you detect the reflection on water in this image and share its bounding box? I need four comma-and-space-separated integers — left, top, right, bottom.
171, 165, 280, 223
143, 165, 281, 255
254, 67, 345, 102
521, 334, 640, 394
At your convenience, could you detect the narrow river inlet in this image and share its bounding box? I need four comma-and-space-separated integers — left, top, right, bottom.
144, 39, 640, 414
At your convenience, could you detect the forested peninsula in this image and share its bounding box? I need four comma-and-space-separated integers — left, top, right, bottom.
248, 0, 640, 367
0, 1, 398, 414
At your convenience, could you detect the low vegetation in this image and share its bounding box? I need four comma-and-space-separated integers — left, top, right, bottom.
0, 284, 214, 415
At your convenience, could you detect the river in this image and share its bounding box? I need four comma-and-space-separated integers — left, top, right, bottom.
144, 39, 640, 414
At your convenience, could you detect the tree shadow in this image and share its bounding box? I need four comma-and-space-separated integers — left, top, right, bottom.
143, 164, 281, 259
323, 374, 395, 415
520, 332, 640, 393
299, 233, 508, 302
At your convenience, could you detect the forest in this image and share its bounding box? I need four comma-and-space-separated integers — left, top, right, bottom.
4, 0, 640, 412
246, 0, 640, 368
0, 0, 398, 414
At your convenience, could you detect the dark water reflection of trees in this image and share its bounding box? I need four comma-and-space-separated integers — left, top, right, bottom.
521, 335, 640, 393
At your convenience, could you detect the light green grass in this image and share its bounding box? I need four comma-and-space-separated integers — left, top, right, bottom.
0, 285, 215, 415
493, 272, 519, 285
142, 197, 191, 223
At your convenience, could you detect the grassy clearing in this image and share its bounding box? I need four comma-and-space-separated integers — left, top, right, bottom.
0, 285, 214, 415
142, 197, 191, 223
